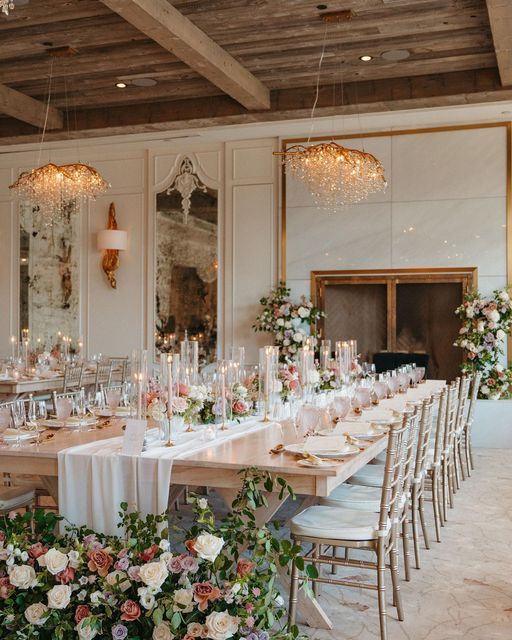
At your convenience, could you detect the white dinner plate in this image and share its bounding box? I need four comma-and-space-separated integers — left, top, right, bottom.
3, 429, 38, 442
284, 442, 360, 457
297, 459, 340, 468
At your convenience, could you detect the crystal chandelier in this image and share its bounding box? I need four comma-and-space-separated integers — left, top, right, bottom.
61, 163, 110, 200
276, 141, 387, 207
0, 1, 15, 16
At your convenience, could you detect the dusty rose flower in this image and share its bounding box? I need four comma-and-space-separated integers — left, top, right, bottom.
236, 559, 255, 577
87, 549, 113, 577
0, 531, 5, 544
56, 567, 75, 584
127, 565, 141, 581
0, 576, 13, 599
74, 604, 91, 624
193, 582, 221, 611
168, 556, 183, 573
181, 555, 199, 573
232, 400, 248, 415
28, 542, 47, 560
140, 544, 159, 562
178, 384, 190, 396
120, 599, 141, 622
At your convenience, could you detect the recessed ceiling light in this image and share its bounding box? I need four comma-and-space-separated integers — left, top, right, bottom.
131, 77, 157, 87
116, 82, 127, 88
381, 49, 410, 61
360, 55, 373, 62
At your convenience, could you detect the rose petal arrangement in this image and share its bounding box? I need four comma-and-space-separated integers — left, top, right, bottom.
454, 288, 512, 399
0, 470, 309, 640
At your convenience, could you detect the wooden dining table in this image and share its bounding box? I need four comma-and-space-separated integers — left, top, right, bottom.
0, 416, 388, 630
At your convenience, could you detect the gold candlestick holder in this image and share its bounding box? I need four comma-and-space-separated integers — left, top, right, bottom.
165, 416, 174, 447
261, 395, 270, 423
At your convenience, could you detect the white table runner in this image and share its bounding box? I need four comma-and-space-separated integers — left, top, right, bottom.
58, 418, 276, 536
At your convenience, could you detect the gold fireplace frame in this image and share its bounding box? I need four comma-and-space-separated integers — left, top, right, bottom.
311, 267, 477, 354
279, 121, 511, 363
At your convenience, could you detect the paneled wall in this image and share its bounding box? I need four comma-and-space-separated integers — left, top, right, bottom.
285, 125, 508, 299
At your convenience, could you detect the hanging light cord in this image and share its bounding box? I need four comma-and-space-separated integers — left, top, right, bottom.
307, 23, 328, 144
37, 58, 54, 168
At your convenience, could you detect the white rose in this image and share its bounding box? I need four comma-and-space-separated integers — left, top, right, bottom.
499, 290, 510, 301
497, 329, 506, 341
193, 532, 224, 563
24, 603, 48, 626
90, 590, 104, 605
153, 622, 174, 640
204, 611, 239, 640
76, 618, 98, 640
293, 332, 304, 343
173, 588, 194, 612
188, 622, 206, 638
138, 586, 156, 610
276, 318, 284, 326
285, 321, 292, 329
298, 306, 310, 319
282, 339, 290, 346
466, 308, 474, 318
496, 363, 504, 372
480, 385, 490, 395
476, 321, 485, 333
159, 539, 170, 551
68, 550, 80, 569
139, 560, 168, 592
198, 498, 208, 510
488, 310, 500, 323
42, 548, 68, 575
460, 339, 468, 348
8, 564, 36, 589
47, 584, 71, 609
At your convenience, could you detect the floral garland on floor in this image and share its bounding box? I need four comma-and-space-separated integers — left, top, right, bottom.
253, 283, 324, 362
454, 288, 512, 399
0, 470, 311, 640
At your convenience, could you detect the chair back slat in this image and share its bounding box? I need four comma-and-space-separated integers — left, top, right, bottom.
455, 375, 472, 435
413, 397, 435, 481
94, 362, 113, 393
432, 388, 448, 466
62, 363, 84, 392
466, 371, 481, 425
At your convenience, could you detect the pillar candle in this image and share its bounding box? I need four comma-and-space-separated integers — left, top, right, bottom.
167, 355, 173, 419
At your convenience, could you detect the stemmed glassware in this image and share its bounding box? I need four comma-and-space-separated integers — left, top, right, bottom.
74, 389, 87, 431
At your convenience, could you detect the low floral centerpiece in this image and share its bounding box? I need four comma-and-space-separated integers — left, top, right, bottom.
454, 287, 512, 399
0, 470, 311, 639
253, 283, 324, 362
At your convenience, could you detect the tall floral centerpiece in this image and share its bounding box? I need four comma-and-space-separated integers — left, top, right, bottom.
454, 288, 512, 399
253, 282, 325, 362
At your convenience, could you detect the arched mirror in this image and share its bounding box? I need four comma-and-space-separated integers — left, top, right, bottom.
155, 156, 218, 364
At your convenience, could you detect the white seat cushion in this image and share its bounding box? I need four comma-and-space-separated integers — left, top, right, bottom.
321, 484, 381, 511
291, 505, 389, 541
347, 465, 385, 488
0, 486, 36, 512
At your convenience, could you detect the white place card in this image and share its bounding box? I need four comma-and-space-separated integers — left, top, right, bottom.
121, 418, 147, 456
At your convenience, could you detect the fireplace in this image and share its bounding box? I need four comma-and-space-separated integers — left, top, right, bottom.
312, 268, 476, 381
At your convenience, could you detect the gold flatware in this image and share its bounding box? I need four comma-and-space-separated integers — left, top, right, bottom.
269, 443, 284, 454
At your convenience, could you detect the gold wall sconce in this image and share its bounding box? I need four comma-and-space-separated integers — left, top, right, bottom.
97, 202, 128, 289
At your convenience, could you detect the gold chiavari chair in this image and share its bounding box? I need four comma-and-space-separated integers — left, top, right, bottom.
441, 381, 459, 521
51, 388, 84, 416
109, 357, 129, 384
410, 397, 435, 570
62, 363, 84, 392
453, 375, 472, 488
463, 371, 481, 476
288, 414, 413, 640
425, 387, 448, 543
93, 362, 113, 394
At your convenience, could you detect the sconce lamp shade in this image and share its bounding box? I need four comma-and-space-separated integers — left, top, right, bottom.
97, 229, 128, 251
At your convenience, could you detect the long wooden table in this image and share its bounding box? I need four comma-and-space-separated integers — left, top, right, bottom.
0, 417, 387, 630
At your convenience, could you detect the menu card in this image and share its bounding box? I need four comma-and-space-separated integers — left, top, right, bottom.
121, 419, 147, 456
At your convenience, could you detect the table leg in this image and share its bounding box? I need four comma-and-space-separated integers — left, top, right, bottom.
216, 489, 333, 630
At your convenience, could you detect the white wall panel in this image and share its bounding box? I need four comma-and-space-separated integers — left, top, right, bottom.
0, 201, 13, 355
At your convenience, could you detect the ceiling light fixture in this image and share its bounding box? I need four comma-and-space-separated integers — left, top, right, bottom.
116, 82, 127, 88
360, 55, 373, 62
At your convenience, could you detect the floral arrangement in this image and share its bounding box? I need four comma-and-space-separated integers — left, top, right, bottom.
0, 470, 311, 640
277, 365, 300, 401
454, 288, 512, 399
317, 368, 337, 392
253, 283, 324, 362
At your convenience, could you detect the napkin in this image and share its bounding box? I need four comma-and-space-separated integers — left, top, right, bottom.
304, 435, 346, 453
337, 422, 380, 436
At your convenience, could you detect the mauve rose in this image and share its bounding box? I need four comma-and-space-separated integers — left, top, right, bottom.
181, 555, 199, 573
56, 567, 75, 584
193, 582, 221, 611
0, 577, 13, 599
178, 384, 190, 396
115, 556, 130, 571
0, 531, 5, 544
28, 542, 47, 559
140, 544, 159, 562
232, 400, 248, 415
120, 599, 141, 622
182, 634, 195, 640
236, 559, 255, 577
127, 565, 141, 581
74, 605, 91, 624
87, 549, 113, 577
168, 556, 183, 573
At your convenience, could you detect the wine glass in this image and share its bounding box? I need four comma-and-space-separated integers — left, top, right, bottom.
331, 396, 351, 422
74, 390, 87, 431
0, 407, 10, 448
10, 401, 26, 447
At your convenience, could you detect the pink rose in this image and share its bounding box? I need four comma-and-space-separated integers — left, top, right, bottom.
193, 582, 221, 611
232, 400, 248, 415
140, 544, 159, 562
181, 555, 199, 573
28, 542, 48, 559
120, 599, 141, 622
56, 567, 75, 584
0, 577, 13, 599
178, 384, 190, 397
75, 605, 90, 624
127, 566, 141, 581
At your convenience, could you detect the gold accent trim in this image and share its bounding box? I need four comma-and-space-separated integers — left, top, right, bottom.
102, 202, 120, 289
280, 121, 511, 365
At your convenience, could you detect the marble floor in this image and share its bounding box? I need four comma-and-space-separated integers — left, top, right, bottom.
177, 448, 512, 640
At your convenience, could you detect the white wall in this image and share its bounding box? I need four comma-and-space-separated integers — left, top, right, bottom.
0, 104, 509, 365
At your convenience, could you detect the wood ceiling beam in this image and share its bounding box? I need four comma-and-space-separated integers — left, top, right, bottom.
0, 83, 62, 129
98, 0, 270, 110
0, 68, 508, 145
486, 0, 512, 86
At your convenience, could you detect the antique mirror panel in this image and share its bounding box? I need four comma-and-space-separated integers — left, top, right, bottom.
155, 157, 218, 364
19, 203, 80, 345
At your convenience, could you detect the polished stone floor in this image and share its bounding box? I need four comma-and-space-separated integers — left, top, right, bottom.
177, 449, 512, 640
299, 449, 512, 640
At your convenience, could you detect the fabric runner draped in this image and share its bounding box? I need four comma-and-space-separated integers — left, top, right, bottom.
58, 418, 277, 536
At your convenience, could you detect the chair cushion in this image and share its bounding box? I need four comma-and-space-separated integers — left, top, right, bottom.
321, 484, 381, 512
347, 465, 385, 488
0, 486, 36, 512
291, 505, 389, 541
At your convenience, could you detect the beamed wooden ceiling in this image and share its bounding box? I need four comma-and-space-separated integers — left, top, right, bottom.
0, 0, 511, 144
